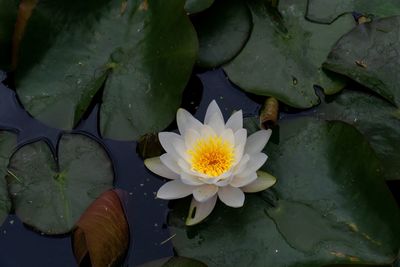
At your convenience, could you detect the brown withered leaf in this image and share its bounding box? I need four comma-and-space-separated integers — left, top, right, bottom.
72, 190, 130, 267
12, 0, 38, 69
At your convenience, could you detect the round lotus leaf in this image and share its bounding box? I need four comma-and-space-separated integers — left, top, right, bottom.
15, 0, 198, 140
224, 0, 355, 108
7, 134, 114, 234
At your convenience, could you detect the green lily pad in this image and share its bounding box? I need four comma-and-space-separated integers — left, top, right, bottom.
224, 0, 355, 109
0, 131, 17, 226
185, 0, 214, 14
7, 134, 114, 234
194, 0, 252, 68
314, 89, 400, 181
0, 0, 18, 69
15, 0, 197, 140
306, 0, 400, 24
324, 16, 400, 107
139, 256, 207, 267
169, 118, 400, 266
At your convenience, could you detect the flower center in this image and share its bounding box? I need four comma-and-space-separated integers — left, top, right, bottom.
187, 135, 235, 177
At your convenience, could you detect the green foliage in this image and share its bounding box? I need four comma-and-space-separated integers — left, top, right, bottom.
7, 134, 114, 234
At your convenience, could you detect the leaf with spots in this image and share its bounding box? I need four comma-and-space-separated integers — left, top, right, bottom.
7, 134, 114, 234
15, 0, 198, 140
169, 118, 400, 266
224, 0, 356, 108
324, 16, 400, 107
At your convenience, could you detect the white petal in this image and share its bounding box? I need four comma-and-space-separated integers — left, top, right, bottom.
230, 172, 258, 188
234, 128, 247, 146
237, 153, 268, 178
233, 154, 250, 175
233, 142, 245, 166
144, 157, 179, 180
156, 180, 196, 200
184, 129, 200, 149
242, 171, 276, 193
176, 108, 203, 136
180, 172, 203, 186
186, 195, 217, 226
220, 128, 234, 145
204, 100, 224, 125
226, 110, 243, 132
193, 184, 218, 202
218, 186, 245, 208
200, 124, 216, 138
173, 138, 189, 162
199, 171, 232, 185
158, 132, 182, 159
160, 153, 181, 174
245, 129, 272, 154
207, 112, 225, 135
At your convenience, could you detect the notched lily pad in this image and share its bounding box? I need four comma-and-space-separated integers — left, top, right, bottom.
194, 0, 252, 68
15, 0, 198, 140
169, 118, 400, 267
7, 133, 114, 234
72, 189, 129, 267
224, 0, 355, 109
324, 16, 400, 107
0, 131, 17, 226
306, 0, 400, 24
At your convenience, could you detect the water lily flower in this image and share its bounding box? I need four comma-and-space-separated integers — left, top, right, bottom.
144, 100, 276, 225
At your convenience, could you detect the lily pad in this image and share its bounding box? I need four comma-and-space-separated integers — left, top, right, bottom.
7, 134, 114, 234
194, 0, 252, 68
0, 131, 17, 226
314, 89, 400, 181
0, 0, 18, 69
324, 16, 400, 107
169, 118, 400, 266
138, 257, 207, 267
15, 0, 198, 140
185, 0, 214, 14
306, 0, 400, 24
224, 0, 355, 108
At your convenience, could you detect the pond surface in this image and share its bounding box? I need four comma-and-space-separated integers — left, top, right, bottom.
0, 69, 261, 266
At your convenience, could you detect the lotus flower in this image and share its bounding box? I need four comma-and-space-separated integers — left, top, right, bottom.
144, 100, 276, 225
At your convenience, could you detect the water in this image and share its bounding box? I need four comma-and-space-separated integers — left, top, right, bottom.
0, 68, 261, 266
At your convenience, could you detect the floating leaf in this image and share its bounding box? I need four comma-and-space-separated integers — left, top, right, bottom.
324, 16, 400, 107
137, 133, 164, 159
169, 118, 400, 266
0, 0, 18, 69
306, 0, 400, 24
72, 189, 129, 267
194, 0, 252, 68
138, 256, 207, 267
224, 0, 355, 108
15, 0, 198, 140
7, 134, 114, 234
314, 89, 400, 181
185, 0, 214, 14
0, 131, 17, 225
11, 0, 39, 70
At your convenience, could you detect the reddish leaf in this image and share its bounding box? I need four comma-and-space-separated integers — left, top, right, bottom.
11, 0, 38, 69
72, 190, 130, 267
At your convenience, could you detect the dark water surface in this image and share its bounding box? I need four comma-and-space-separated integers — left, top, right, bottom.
0, 69, 261, 266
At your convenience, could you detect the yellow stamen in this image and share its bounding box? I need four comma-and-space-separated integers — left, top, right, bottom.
187, 135, 234, 177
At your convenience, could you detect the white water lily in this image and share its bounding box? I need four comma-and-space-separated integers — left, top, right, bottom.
144, 100, 276, 225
